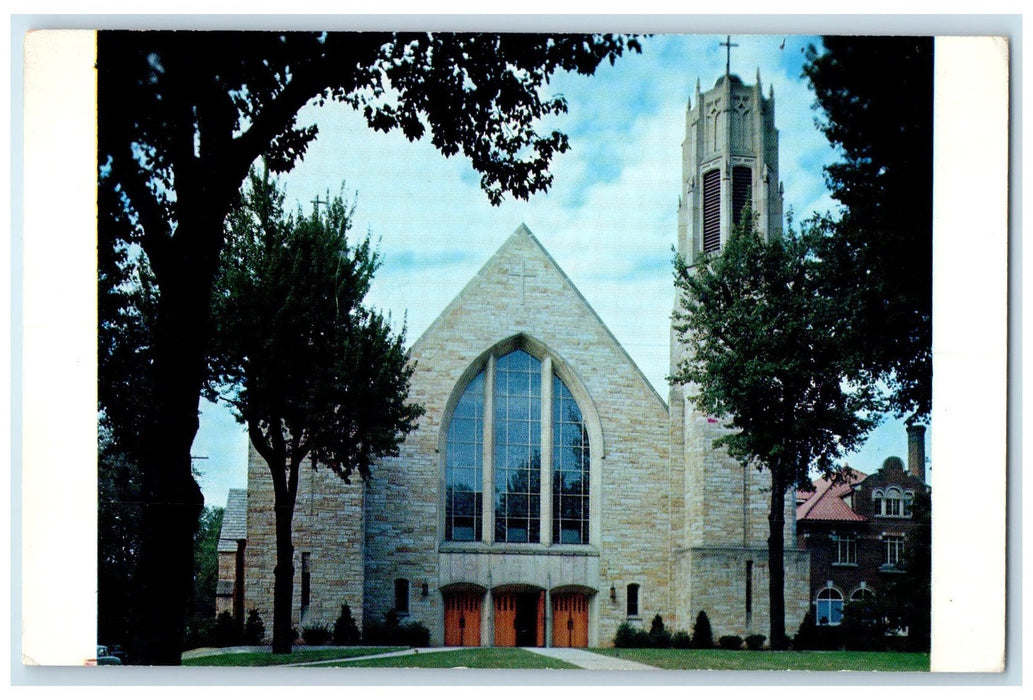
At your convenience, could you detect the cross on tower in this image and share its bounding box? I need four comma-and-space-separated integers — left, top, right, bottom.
311, 195, 329, 216
720, 35, 739, 77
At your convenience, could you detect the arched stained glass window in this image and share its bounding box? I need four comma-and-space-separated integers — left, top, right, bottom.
553, 378, 589, 545
494, 350, 542, 543
445, 371, 484, 542
443, 346, 592, 546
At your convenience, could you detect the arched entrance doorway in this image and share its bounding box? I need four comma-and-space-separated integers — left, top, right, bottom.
493, 586, 545, 647
551, 588, 590, 648
442, 585, 485, 647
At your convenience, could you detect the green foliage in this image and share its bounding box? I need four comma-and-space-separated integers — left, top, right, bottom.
744, 634, 766, 651
333, 604, 362, 646
648, 614, 672, 648
879, 490, 932, 651
691, 610, 714, 649
792, 609, 842, 651
718, 635, 744, 651
671, 631, 692, 649
673, 213, 883, 488
245, 609, 266, 645
97, 30, 639, 663
673, 212, 883, 649
802, 37, 933, 423
209, 168, 424, 486
214, 611, 243, 647
189, 507, 224, 622
613, 622, 646, 648
362, 612, 431, 647
208, 168, 425, 653
302, 624, 333, 646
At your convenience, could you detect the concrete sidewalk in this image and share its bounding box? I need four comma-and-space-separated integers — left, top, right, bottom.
524, 647, 659, 670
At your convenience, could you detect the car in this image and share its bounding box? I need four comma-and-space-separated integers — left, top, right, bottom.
86, 645, 122, 666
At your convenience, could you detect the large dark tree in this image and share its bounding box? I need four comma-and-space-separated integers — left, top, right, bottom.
672, 215, 883, 650
97, 211, 158, 655
97, 31, 640, 663
802, 37, 934, 424
207, 169, 423, 653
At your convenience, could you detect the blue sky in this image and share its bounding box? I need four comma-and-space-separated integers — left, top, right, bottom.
192, 33, 928, 509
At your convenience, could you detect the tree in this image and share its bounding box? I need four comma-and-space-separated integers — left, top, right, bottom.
880, 490, 931, 651
188, 507, 224, 634
97, 214, 158, 654
672, 214, 883, 650
802, 37, 934, 424
206, 168, 424, 653
97, 31, 640, 663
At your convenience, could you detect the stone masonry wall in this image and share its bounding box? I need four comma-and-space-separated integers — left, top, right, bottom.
244, 444, 366, 639
363, 226, 672, 645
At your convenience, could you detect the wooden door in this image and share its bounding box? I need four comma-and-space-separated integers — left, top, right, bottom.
494, 591, 545, 647
444, 592, 482, 647
551, 592, 589, 648
494, 593, 517, 647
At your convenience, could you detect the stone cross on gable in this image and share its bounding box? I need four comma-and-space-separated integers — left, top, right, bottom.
720, 35, 739, 77
507, 260, 536, 305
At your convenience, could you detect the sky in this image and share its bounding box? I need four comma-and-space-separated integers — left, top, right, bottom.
192, 33, 929, 509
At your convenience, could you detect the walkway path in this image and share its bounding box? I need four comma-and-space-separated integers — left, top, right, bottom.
183, 645, 659, 670
525, 647, 659, 670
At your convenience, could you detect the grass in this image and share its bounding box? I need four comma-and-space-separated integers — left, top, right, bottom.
591, 648, 930, 672
319, 647, 580, 669
182, 646, 405, 667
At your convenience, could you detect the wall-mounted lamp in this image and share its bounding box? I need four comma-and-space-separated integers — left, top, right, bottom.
421, 581, 429, 597
609, 585, 617, 602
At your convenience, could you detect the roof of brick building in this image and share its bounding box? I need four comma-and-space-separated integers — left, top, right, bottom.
217, 488, 248, 553
796, 469, 868, 523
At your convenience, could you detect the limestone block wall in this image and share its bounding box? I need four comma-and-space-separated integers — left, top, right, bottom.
363, 227, 672, 646
678, 546, 810, 642
244, 444, 366, 638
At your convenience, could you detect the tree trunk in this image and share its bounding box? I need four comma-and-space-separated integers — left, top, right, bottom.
131, 215, 223, 665
767, 470, 788, 650
272, 491, 296, 654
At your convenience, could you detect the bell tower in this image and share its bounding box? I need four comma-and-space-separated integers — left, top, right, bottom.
676, 51, 783, 267
669, 45, 808, 639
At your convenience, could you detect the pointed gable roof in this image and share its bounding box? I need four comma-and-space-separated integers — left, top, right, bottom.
411, 223, 667, 410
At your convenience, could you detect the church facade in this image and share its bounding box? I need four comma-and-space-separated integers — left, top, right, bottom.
235, 67, 811, 648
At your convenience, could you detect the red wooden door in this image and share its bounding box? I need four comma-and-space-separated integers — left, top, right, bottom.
551, 593, 588, 648
444, 592, 481, 647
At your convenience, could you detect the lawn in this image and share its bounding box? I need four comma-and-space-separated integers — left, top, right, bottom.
591, 648, 930, 672
182, 646, 405, 667
318, 648, 580, 669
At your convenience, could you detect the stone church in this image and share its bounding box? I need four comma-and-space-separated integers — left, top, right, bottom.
221, 66, 811, 647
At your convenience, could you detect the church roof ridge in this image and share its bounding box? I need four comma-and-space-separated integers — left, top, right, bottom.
410, 224, 669, 412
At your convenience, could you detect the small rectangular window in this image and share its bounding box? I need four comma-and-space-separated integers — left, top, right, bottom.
394, 578, 409, 614
627, 583, 639, 617
300, 553, 311, 618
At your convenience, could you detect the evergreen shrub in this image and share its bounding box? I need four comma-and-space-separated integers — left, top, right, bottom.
244, 608, 265, 645
745, 634, 766, 650
718, 635, 744, 650
302, 624, 333, 646
671, 630, 692, 648
691, 611, 714, 649
333, 604, 361, 645
213, 610, 243, 647
648, 614, 672, 648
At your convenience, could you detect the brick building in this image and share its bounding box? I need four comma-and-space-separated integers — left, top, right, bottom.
796, 426, 930, 632
220, 66, 814, 647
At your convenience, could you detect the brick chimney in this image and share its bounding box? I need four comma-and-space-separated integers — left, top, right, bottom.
907, 425, 927, 483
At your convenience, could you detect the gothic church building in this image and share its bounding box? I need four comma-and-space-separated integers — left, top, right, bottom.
234, 67, 811, 647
